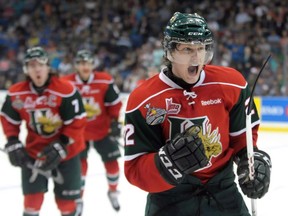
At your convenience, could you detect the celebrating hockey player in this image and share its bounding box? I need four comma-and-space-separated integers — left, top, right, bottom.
124, 12, 272, 215
0, 46, 87, 216
62, 50, 122, 211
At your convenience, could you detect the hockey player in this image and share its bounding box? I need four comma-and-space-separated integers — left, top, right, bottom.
0, 46, 87, 216
62, 50, 122, 211
124, 12, 271, 216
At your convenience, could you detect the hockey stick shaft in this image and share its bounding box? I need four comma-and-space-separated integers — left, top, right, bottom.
246, 113, 257, 216
246, 54, 271, 216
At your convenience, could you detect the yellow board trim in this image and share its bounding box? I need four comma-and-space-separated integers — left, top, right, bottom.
259, 126, 288, 132
254, 96, 261, 114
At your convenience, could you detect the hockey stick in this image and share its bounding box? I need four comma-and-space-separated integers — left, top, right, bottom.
246, 54, 271, 216
28, 160, 64, 184
0, 147, 64, 184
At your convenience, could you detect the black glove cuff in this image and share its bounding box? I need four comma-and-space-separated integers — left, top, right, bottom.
7, 136, 19, 142
53, 142, 67, 159
154, 148, 184, 185
5, 138, 23, 152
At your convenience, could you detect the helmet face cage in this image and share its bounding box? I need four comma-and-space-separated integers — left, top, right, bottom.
166, 40, 214, 65
163, 12, 214, 64
75, 50, 94, 64
23, 46, 49, 74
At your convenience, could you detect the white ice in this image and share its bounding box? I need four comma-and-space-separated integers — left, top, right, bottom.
0, 129, 287, 216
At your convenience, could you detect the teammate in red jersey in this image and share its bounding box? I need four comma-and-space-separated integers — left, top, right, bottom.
124, 12, 272, 216
62, 50, 122, 212
0, 46, 87, 216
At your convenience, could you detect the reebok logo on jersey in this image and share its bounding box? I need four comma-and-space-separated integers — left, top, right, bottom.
201, 98, 222, 106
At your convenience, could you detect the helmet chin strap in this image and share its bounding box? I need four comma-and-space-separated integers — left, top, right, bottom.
166, 51, 173, 62
23, 66, 28, 74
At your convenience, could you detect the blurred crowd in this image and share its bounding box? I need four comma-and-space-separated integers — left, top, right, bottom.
0, 0, 287, 95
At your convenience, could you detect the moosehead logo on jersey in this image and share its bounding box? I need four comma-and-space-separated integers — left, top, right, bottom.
198, 121, 222, 165
169, 116, 222, 168
83, 97, 101, 120
29, 109, 62, 137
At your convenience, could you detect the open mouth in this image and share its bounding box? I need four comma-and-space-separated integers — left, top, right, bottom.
188, 66, 198, 75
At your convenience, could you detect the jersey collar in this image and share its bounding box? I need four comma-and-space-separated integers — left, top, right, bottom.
75, 72, 94, 84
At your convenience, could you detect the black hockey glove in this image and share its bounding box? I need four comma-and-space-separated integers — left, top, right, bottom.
37, 138, 68, 171
5, 137, 31, 167
155, 125, 209, 185
110, 120, 121, 138
236, 149, 271, 199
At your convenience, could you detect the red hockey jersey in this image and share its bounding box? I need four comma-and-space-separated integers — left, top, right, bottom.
124, 65, 260, 193
0, 76, 87, 160
62, 72, 122, 141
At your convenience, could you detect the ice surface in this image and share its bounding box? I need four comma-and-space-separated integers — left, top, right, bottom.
0, 129, 286, 216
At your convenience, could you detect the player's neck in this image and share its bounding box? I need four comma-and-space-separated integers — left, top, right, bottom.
31, 74, 51, 95
165, 68, 194, 91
